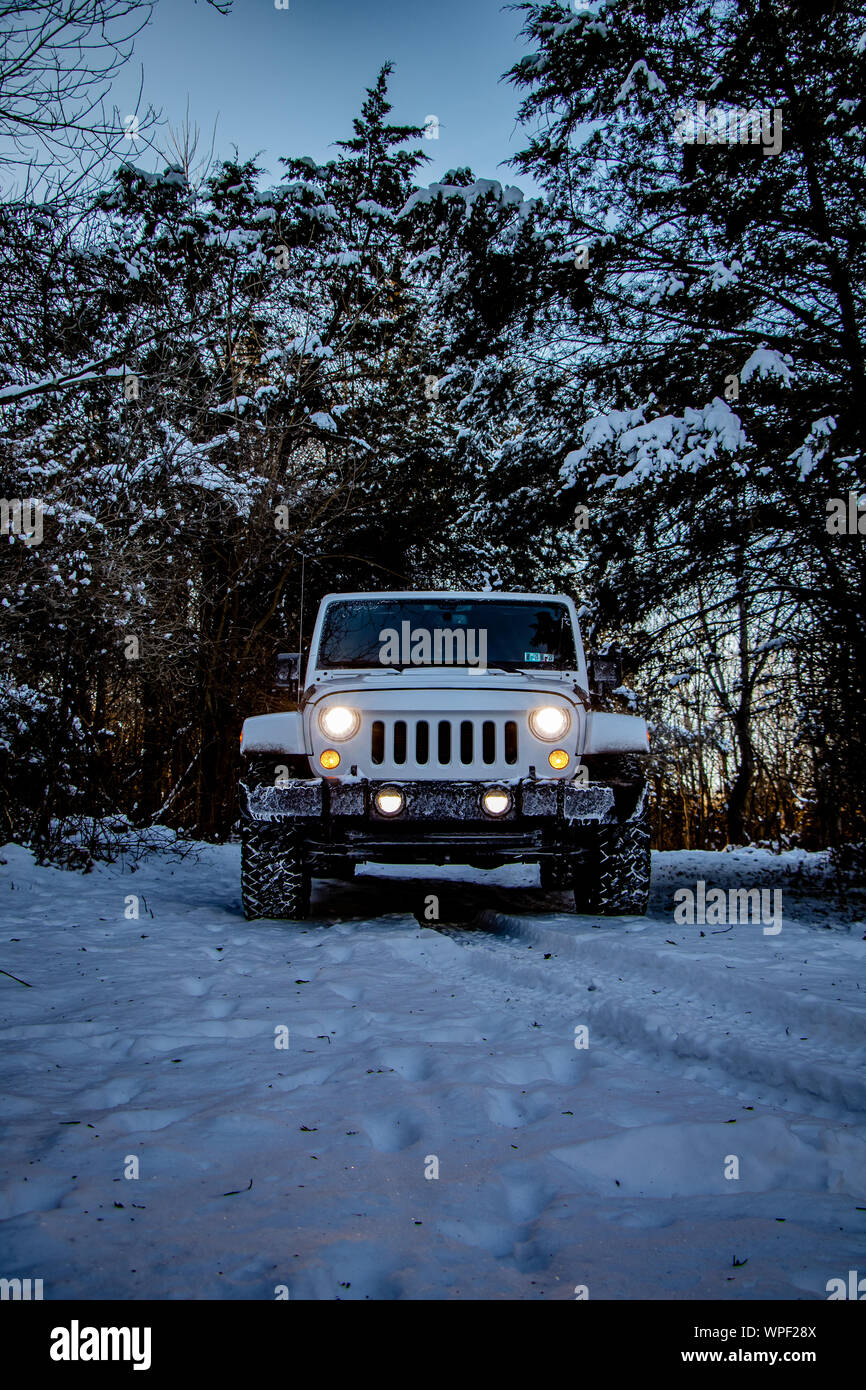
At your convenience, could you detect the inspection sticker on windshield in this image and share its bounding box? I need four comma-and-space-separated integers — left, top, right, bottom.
525, 652, 555, 663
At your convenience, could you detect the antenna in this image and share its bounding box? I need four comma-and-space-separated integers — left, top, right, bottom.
298, 550, 306, 664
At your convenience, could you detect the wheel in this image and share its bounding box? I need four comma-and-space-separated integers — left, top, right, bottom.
572, 806, 650, 915
241, 823, 311, 921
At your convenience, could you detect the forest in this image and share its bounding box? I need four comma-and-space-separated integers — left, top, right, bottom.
1, 0, 864, 863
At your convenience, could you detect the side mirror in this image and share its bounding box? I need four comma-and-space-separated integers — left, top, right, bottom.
275, 651, 301, 699
587, 650, 621, 696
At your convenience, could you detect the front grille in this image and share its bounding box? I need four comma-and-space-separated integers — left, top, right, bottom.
370, 716, 518, 775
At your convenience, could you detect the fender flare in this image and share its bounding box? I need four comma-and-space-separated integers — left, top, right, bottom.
240, 712, 308, 756
582, 711, 649, 756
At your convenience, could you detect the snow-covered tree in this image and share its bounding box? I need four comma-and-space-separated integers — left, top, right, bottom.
506, 0, 866, 843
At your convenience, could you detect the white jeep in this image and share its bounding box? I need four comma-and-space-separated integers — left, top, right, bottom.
238, 591, 651, 919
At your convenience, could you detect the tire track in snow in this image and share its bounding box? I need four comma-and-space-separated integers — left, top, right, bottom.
398, 910, 866, 1118
487, 910, 866, 1050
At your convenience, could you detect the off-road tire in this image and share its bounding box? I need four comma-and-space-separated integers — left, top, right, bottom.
241, 823, 310, 921
573, 807, 650, 916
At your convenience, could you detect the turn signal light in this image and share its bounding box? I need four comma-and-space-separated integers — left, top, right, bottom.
548, 749, 569, 770
320, 749, 340, 770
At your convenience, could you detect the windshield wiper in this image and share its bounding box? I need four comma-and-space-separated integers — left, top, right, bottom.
481, 662, 568, 674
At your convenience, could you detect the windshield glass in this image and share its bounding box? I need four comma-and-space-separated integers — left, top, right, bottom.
316, 599, 577, 669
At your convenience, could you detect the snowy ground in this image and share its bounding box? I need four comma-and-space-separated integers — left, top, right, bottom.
1, 842, 864, 1301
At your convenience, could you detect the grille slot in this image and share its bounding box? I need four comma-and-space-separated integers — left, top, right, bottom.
482, 720, 495, 764
504, 720, 518, 765
437, 720, 451, 765
393, 719, 407, 765
460, 720, 473, 765
371, 720, 385, 765
415, 720, 429, 765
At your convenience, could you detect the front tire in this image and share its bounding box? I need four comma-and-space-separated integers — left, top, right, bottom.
241, 824, 311, 921
573, 808, 651, 916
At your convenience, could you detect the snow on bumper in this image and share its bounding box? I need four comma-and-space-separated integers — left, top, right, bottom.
240, 778, 615, 823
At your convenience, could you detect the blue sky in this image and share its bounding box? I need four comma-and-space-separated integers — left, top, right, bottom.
112, 0, 546, 194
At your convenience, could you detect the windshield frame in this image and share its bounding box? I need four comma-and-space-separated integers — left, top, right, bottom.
311, 596, 580, 673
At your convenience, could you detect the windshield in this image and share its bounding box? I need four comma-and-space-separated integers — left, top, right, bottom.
316, 599, 577, 670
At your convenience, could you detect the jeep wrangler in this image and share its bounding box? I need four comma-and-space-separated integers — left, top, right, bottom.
238, 591, 651, 920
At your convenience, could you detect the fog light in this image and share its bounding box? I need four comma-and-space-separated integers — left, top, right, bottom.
482, 788, 512, 817
375, 788, 404, 816
548, 749, 569, 770
320, 749, 340, 770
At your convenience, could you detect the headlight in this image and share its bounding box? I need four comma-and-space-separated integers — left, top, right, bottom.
529, 705, 570, 741
318, 705, 360, 740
